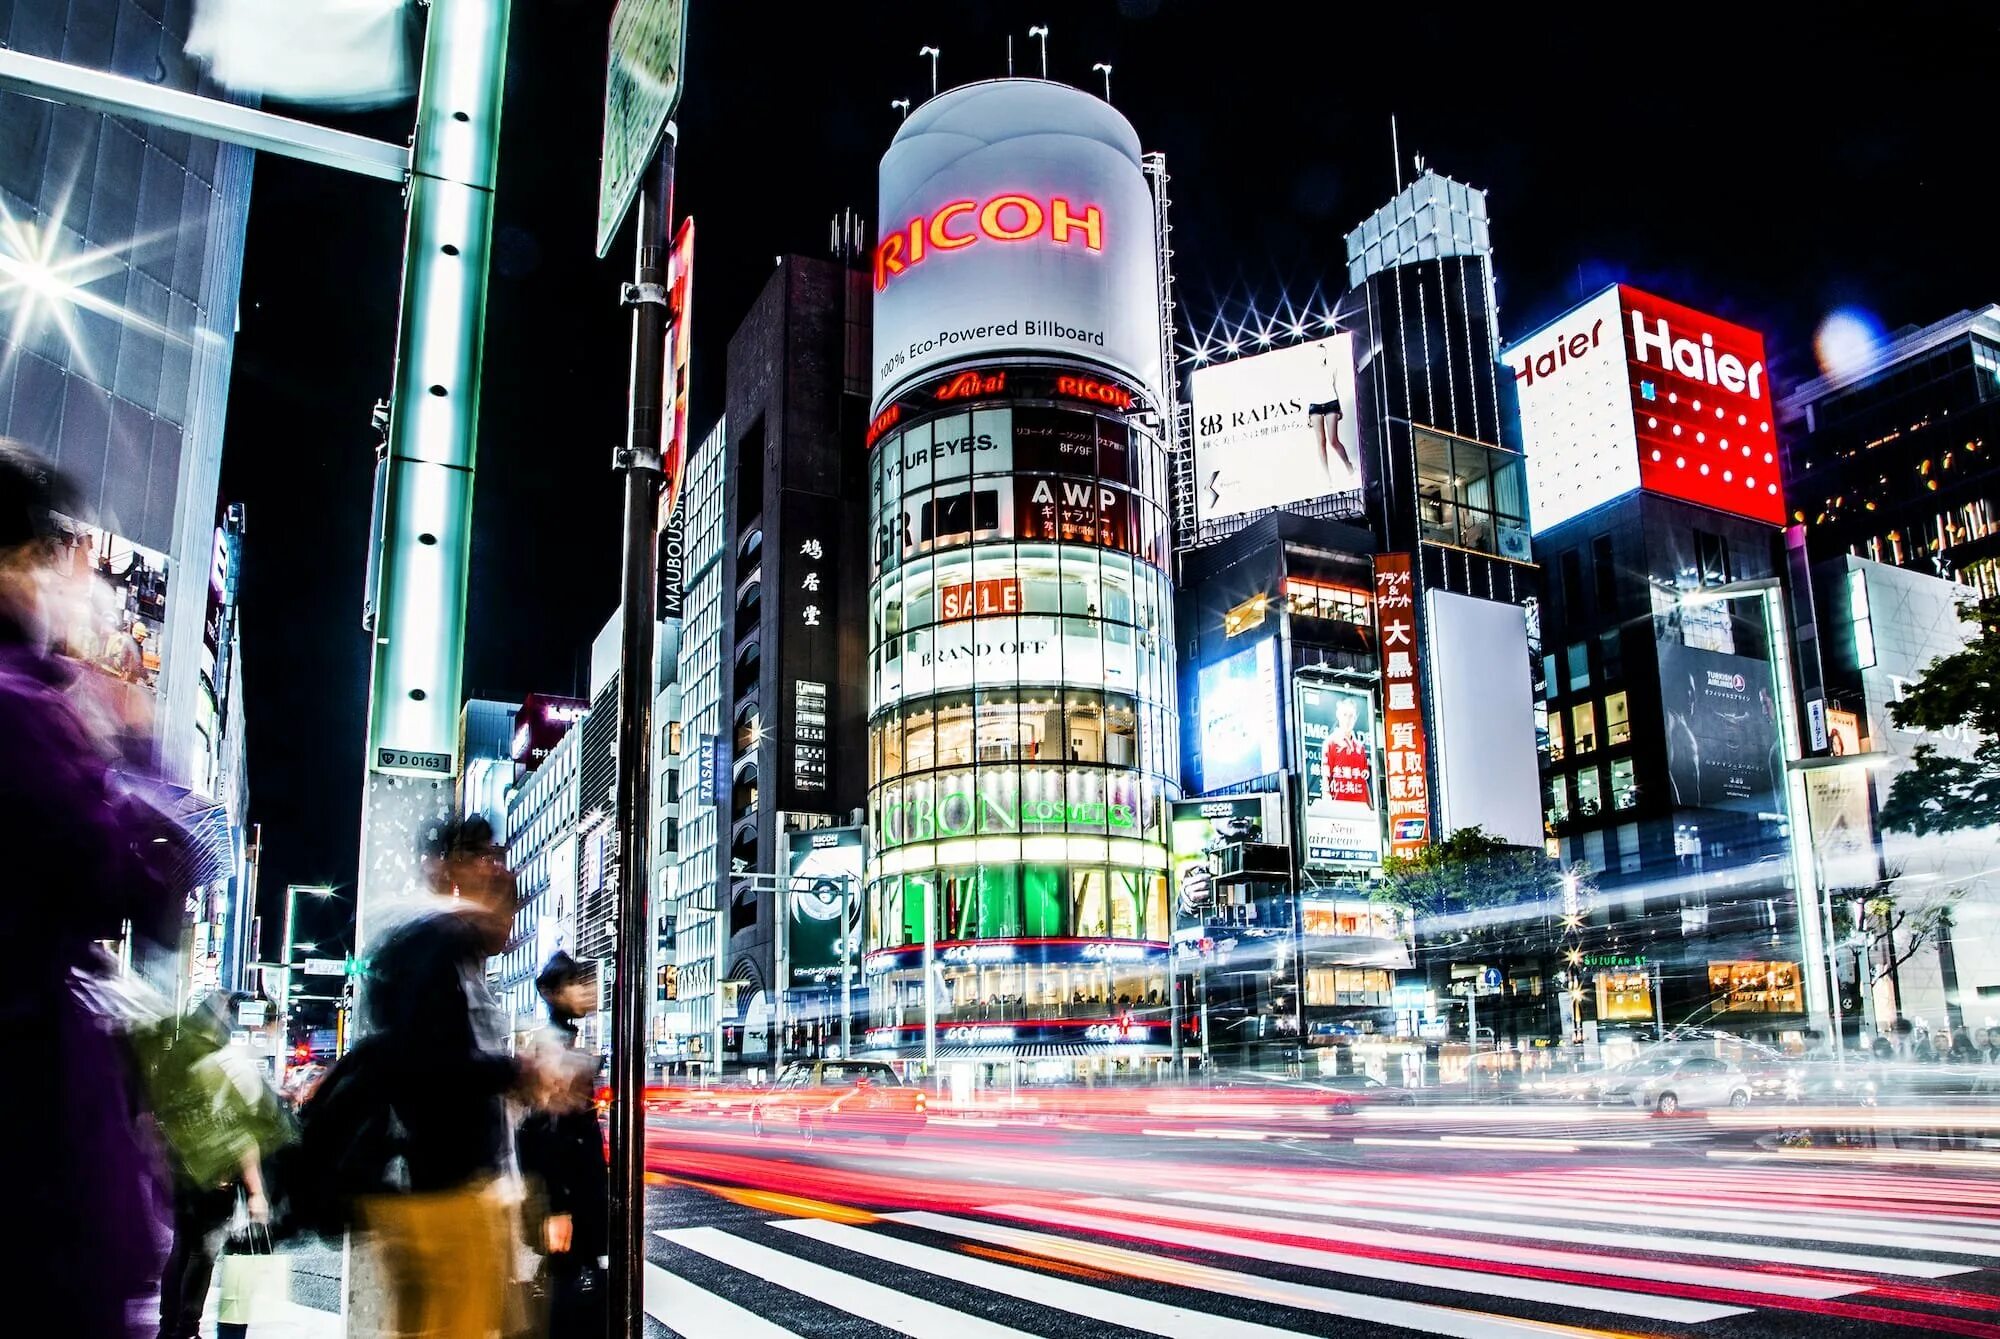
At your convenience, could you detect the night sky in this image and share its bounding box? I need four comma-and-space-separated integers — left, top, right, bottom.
218, 1, 2000, 953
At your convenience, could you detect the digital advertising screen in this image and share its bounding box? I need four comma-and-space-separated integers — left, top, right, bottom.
1189, 333, 1362, 525
785, 827, 865, 989
1659, 643, 1783, 815
1296, 681, 1384, 869
1197, 637, 1280, 791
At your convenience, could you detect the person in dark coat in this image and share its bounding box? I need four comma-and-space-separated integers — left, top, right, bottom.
0, 443, 186, 1338
355, 813, 537, 1339
518, 953, 609, 1338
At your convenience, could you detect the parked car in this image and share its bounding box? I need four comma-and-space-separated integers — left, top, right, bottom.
750, 1060, 927, 1143
1600, 1054, 1752, 1114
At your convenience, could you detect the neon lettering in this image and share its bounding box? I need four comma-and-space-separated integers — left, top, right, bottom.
873, 192, 1105, 290
929, 200, 977, 250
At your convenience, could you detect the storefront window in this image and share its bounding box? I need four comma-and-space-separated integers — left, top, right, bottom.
1024, 865, 1064, 936
1709, 961, 1803, 1013
1072, 867, 1108, 937
1304, 967, 1394, 1006
1595, 970, 1652, 1021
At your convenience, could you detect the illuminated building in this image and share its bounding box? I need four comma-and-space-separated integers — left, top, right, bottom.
1508, 284, 1831, 1048
1, 4, 255, 993
1782, 305, 2000, 598
1810, 556, 1994, 1037
714, 254, 873, 1067
862, 80, 1181, 1076
669, 421, 728, 1073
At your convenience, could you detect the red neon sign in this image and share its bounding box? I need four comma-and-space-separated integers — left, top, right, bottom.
935, 369, 1007, 401
874, 192, 1104, 291
1055, 374, 1133, 410
864, 403, 902, 450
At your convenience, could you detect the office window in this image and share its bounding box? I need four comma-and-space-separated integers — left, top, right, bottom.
1547, 710, 1566, 762
1696, 529, 1730, 587
1544, 775, 1569, 826
1571, 702, 1597, 754
1543, 653, 1560, 697
1616, 822, 1642, 874
1575, 766, 1603, 817
1605, 691, 1631, 746
1610, 757, 1637, 810
1599, 628, 1622, 682
1560, 550, 1586, 616
1566, 642, 1590, 692
1848, 568, 1876, 668
1592, 535, 1617, 610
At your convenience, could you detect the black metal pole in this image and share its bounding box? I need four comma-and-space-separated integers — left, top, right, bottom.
608, 129, 675, 1339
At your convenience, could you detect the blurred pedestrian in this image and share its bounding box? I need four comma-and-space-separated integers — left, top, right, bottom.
153, 991, 290, 1339
519, 952, 608, 1339
0, 443, 188, 1338
356, 814, 539, 1339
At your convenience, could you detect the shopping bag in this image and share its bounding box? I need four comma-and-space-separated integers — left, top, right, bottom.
218, 1227, 289, 1325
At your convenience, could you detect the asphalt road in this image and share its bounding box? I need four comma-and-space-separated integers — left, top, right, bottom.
636, 1104, 2000, 1338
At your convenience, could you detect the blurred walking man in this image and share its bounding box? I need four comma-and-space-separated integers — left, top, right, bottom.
358, 815, 531, 1339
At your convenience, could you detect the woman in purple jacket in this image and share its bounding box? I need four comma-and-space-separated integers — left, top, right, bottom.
0, 443, 185, 1337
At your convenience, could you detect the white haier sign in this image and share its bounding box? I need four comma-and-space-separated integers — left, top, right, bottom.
871, 79, 1164, 414
1190, 333, 1363, 524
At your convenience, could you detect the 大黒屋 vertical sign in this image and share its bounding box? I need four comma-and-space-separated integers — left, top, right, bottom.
1373, 553, 1430, 859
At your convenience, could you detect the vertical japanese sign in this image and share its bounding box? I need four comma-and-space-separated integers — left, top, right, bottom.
783, 491, 841, 810
1373, 553, 1430, 859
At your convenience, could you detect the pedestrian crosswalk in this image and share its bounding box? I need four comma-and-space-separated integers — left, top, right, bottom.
641, 1165, 2000, 1337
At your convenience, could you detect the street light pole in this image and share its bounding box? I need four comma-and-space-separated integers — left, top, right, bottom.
607, 132, 675, 1339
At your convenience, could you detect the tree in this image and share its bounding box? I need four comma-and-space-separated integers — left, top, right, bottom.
1879, 595, 2000, 837
1373, 826, 1594, 955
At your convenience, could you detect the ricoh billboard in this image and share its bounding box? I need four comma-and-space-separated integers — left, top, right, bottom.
1505, 284, 1784, 532
1189, 333, 1363, 525
871, 79, 1163, 414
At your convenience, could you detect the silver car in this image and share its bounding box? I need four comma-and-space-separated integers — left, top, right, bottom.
1602, 1055, 1752, 1114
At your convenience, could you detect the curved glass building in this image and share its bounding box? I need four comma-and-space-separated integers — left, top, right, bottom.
861, 80, 1179, 1073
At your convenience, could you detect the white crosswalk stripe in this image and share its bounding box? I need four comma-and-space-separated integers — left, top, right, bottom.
643, 1260, 803, 1339
1164, 1188, 1974, 1278
1263, 1178, 2000, 1256
884, 1211, 1612, 1338
1067, 1195, 1865, 1300
657, 1225, 1038, 1338
774, 1217, 1325, 1338
641, 1171, 2000, 1338
960, 1201, 1744, 1323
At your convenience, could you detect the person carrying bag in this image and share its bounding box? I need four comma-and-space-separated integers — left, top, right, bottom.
216, 1218, 289, 1338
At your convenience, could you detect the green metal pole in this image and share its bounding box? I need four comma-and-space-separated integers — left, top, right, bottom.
356, 0, 512, 943
349, 6, 511, 1337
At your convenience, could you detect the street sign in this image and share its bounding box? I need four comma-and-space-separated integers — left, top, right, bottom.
303, 957, 347, 976
596, 0, 688, 257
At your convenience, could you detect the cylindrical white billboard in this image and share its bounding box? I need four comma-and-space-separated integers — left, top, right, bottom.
871, 79, 1163, 414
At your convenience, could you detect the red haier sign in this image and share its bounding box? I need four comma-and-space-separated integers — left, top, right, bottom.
1620, 287, 1783, 526
1507, 285, 1785, 530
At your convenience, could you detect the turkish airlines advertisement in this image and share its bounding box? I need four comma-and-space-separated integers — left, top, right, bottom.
1189, 333, 1362, 525
871, 80, 1164, 413
1507, 284, 1784, 531
1297, 681, 1383, 870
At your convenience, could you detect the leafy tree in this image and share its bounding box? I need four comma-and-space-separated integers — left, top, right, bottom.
1879, 596, 2000, 836
1373, 826, 1593, 955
